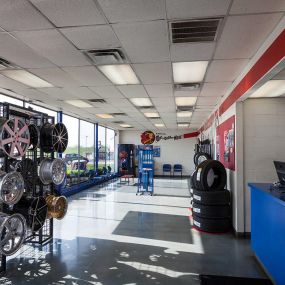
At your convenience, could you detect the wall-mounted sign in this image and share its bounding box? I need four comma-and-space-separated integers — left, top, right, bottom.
153, 146, 161, 157
141, 130, 155, 145
156, 134, 182, 142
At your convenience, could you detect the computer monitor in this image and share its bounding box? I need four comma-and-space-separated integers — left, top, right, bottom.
274, 161, 285, 186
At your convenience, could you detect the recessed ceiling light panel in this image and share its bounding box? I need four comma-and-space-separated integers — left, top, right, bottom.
96, 113, 114, 119
250, 80, 285, 98
144, 112, 160, 118
65, 100, 92, 108
177, 111, 192, 118
130, 97, 152, 107
175, 97, 197, 106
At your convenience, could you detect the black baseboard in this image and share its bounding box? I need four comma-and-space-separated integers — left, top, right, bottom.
234, 230, 251, 239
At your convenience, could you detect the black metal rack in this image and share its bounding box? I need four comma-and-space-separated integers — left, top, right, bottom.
0, 102, 56, 273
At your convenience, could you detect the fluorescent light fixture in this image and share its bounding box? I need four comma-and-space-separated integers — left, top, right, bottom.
98, 64, 140, 85
96, 113, 114, 119
1, 70, 53, 88
120, 124, 132, 128
175, 97, 197, 106
144, 112, 160, 118
65, 100, 92, 108
155, 123, 165, 127
172, 61, 209, 83
250, 80, 285, 98
130, 97, 152, 107
178, 123, 189, 128
177, 111, 192, 118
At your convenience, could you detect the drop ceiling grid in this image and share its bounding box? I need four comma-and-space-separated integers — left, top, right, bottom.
0, 1, 282, 129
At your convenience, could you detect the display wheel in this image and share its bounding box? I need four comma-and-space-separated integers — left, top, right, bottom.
40, 122, 68, 153
0, 213, 26, 256
0, 117, 30, 158
39, 158, 66, 185
15, 158, 38, 194
14, 197, 48, 232
0, 171, 24, 205
46, 195, 68, 219
28, 124, 39, 150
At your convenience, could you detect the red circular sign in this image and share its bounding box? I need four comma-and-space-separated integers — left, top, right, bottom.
141, 131, 155, 145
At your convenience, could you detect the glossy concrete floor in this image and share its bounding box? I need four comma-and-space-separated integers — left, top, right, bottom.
0, 179, 265, 285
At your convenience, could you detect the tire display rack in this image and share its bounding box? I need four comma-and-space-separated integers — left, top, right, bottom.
0, 102, 58, 273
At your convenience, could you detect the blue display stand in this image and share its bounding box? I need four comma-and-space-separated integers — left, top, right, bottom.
248, 183, 285, 285
137, 145, 154, 195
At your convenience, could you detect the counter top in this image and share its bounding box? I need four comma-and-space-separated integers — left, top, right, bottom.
248, 182, 285, 205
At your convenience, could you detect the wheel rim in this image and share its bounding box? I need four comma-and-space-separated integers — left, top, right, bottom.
0, 171, 24, 205
46, 195, 68, 219
15, 158, 38, 194
39, 158, 66, 185
0, 213, 26, 256
0, 117, 30, 158
52, 123, 68, 153
28, 124, 39, 150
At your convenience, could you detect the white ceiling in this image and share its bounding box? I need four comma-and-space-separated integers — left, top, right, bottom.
0, 0, 283, 131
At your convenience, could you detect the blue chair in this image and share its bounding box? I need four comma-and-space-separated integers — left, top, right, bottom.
173, 164, 183, 178
163, 164, 172, 176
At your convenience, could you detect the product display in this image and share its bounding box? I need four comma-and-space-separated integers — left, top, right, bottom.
0, 171, 24, 205
0, 213, 27, 256
46, 195, 68, 219
28, 124, 39, 150
14, 196, 48, 232
194, 152, 211, 167
0, 117, 30, 158
39, 158, 66, 185
40, 122, 68, 153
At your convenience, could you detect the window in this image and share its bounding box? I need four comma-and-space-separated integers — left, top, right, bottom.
98, 126, 106, 171
79, 120, 95, 180
62, 115, 79, 185
106, 128, 115, 171
0, 95, 23, 106
25, 102, 57, 121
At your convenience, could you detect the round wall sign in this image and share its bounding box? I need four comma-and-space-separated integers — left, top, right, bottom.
141, 131, 155, 145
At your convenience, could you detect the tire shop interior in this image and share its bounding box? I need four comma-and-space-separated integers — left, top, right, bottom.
0, 1, 284, 285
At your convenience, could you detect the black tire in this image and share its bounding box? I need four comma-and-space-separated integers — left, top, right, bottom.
193, 152, 199, 166
196, 159, 226, 191
192, 214, 231, 233
191, 170, 198, 190
193, 189, 230, 205
192, 202, 231, 218
194, 152, 211, 167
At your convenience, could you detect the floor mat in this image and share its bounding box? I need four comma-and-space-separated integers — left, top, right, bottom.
200, 275, 273, 285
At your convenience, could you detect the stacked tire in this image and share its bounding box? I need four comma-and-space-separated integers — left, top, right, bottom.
191, 159, 231, 233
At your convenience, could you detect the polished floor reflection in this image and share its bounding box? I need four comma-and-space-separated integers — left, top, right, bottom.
0, 179, 265, 284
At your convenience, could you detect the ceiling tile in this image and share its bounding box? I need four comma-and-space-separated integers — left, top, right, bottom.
230, 0, 285, 14
205, 59, 249, 82
62, 66, 111, 86
64, 87, 101, 100
117, 85, 148, 98
113, 21, 170, 63
133, 62, 172, 84
30, 0, 106, 27
214, 14, 283, 59
98, 0, 165, 23
166, 0, 231, 19
174, 90, 200, 97
60, 25, 120, 50
152, 97, 174, 106
89, 86, 124, 99
13, 29, 90, 67
170, 43, 215, 61
16, 88, 47, 100
28, 68, 81, 87
156, 105, 176, 112
106, 98, 133, 107
200, 82, 231, 97
196, 96, 219, 106
38, 87, 72, 100
0, 0, 52, 31
0, 74, 28, 90
144, 84, 173, 98
0, 33, 54, 68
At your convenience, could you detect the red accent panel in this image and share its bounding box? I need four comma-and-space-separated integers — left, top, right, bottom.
183, 131, 200, 138
200, 29, 285, 132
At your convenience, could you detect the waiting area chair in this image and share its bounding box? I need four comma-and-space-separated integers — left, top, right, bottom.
163, 164, 172, 176
173, 164, 183, 178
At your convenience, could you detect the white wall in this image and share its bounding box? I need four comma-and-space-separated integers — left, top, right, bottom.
119, 130, 197, 176
243, 97, 285, 232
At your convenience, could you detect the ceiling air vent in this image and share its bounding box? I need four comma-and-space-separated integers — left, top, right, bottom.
111, 113, 126, 116
174, 83, 201, 91
0, 58, 16, 69
171, 18, 222, 43
113, 121, 124, 124
87, 99, 106, 104
85, 49, 126, 65
176, 106, 195, 112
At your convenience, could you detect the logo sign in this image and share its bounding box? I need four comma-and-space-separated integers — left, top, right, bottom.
141, 130, 155, 145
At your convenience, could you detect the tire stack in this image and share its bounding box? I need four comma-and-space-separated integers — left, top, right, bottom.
191, 159, 231, 233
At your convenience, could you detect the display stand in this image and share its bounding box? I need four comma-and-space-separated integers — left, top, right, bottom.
137, 145, 154, 195
0, 103, 56, 273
